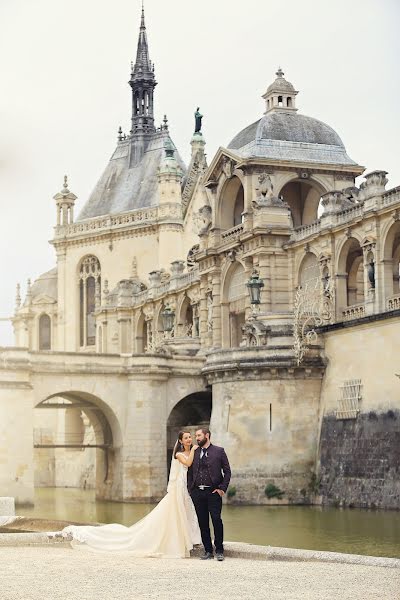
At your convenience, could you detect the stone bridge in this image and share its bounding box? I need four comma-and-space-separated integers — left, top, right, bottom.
0, 347, 209, 505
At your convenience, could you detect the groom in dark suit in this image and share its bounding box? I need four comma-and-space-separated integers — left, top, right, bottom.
187, 427, 231, 561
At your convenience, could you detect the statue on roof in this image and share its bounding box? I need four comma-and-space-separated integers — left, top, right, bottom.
194, 107, 203, 134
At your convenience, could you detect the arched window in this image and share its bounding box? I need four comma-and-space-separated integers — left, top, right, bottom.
219, 176, 245, 230
279, 180, 325, 227
39, 314, 51, 350
287, 97, 292, 107
278, 95, 283, 107
79, 256, 101, 347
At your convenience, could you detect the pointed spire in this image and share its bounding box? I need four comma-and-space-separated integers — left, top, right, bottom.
134, 1, 150, 71
129, 3, 157, 137
15, 283, 21, 312
24, 279, 32, 306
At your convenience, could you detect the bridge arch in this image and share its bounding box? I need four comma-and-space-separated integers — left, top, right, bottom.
33, 390, 123, 500
166, 390, 212, 472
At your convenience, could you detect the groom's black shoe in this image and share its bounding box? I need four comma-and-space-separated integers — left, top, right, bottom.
200, 552, 214, 560
216, 553, 225, 561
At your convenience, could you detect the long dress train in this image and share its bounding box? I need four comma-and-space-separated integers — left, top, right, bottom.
60, 456, 201, 558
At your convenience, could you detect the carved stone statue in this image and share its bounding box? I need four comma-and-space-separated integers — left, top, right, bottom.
194, 107, 203, 134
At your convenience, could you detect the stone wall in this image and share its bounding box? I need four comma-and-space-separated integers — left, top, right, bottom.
318, 412, 400, 509
317, 316, 400, 509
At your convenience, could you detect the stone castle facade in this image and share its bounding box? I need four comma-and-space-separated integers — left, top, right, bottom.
2, 8, 399, 509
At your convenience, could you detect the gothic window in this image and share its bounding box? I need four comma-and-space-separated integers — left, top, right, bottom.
79, 256, 101, 347
39, 314, 51, 350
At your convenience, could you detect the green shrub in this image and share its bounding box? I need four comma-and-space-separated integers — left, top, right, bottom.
227, 486, 237, 499
265, 483, 284, 499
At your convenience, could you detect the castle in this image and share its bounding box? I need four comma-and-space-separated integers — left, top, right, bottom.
2, 7, 399, 509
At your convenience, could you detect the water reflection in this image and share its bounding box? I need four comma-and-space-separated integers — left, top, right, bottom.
18, 488, 400, 558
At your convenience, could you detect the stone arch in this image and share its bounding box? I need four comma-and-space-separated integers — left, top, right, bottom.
297, 251, 320, 287
336, 236, 364, 313
166, 390, 212, 472
177, 294, 194, 337
33, 389, 123, 500
217, 175, 245, 230
134, 311, 148, 353
221, 261, 247, 348
382, 220, 400, 299
277, 177, 327, 227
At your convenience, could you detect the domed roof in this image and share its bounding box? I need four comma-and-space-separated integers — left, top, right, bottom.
266, 68, 296, 94
228, 112, 357, 165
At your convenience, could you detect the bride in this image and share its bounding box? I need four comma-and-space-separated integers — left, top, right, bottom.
59, 431, 201, 558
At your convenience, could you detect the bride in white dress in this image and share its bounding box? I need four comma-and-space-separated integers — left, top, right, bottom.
59, 431, 201, 558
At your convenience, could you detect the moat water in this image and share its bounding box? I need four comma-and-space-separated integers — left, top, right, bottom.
19, 488, 400, 559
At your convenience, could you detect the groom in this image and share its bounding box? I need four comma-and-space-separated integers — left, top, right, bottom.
187, 427, 231, 561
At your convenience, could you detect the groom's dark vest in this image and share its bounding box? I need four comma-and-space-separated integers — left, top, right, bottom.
187, 443, 231, 493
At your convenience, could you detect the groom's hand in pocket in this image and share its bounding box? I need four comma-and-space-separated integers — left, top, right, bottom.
212, 489, 224, 497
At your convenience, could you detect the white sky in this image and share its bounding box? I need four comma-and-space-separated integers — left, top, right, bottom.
1, 0, 399, 344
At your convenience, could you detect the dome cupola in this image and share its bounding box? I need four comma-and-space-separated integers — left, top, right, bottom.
262, 68, 298, 113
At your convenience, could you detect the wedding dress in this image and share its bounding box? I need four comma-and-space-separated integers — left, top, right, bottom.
59, 455, 201, 558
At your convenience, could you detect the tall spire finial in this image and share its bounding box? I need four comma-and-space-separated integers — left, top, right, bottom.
141, 0, 145, 28
129, 3, 157, 137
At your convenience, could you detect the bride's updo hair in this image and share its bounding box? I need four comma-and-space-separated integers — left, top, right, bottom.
173, 430, 192, 458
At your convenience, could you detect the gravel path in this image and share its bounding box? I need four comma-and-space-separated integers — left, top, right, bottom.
2, 546, 399, 600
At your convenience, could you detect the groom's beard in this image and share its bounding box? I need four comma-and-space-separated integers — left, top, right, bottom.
197, 439, 207, 447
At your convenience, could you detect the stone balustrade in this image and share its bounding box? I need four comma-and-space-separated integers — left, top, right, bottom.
342, 304, 365, 321
221, 223, 244, 243
54, 203, 183, 239
382, 186, 400, 207
335, 204, 364, 224
387, 293, 400, 311
291, 220, 321, 241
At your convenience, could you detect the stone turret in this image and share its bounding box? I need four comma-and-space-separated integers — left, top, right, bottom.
53, 176, 77, 226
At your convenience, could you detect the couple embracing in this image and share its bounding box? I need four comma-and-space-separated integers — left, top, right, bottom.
61, 427, 231, 560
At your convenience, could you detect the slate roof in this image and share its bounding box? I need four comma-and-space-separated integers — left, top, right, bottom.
78, 132, 186, 221
228, 112, 357, 165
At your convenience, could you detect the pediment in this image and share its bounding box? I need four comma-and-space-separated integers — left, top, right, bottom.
203, 147, 241, 186
32, 294, 57, 306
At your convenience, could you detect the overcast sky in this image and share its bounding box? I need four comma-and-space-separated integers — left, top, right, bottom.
1, 0, 399, 344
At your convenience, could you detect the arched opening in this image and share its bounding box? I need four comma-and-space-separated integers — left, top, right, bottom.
222, 262, 246, 348
135, 313, 150, 353
33, 391, 121, 502
39, 314, 51, 350
166, 391, 212, 475
383, 221, 400, 303
299, 252, 319, 287
279, 180, 324, 227
219, 175, 245, 230
79, 256, 101, 348
287, 97, 292, 107
278, 95, 283, 107
337, 237, 364, 314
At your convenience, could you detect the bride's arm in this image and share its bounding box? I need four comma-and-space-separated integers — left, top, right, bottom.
176, 445, 198, 467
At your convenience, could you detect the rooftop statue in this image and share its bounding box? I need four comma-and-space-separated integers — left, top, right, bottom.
194, 107, 203, 134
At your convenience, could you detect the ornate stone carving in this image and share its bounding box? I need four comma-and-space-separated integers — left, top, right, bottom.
193, 205, 212, 235
222, 156, 234, 179
320, 191, 354, 215
187, 244, 200, 269
242, 320, 269, 347
253, 173, 284, 207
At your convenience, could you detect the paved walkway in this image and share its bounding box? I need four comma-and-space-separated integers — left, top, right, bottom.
2, 546, 399, 600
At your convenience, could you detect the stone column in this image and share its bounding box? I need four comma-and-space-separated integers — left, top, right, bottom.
211, 271, 222, 348
123, 373, 168, 501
